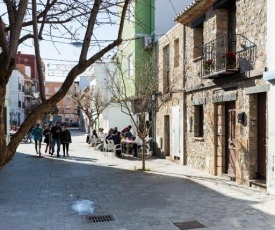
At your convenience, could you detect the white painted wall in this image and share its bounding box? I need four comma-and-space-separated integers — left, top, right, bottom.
9, 70, 25, 126
155, 0, 193, 40
172, 105, 180, 158
89, 63, 132, 133
266, 0, 275, 195
99, 103, 132, 133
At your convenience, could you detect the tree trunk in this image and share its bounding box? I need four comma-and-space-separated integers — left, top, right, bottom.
142, 139, 146, 171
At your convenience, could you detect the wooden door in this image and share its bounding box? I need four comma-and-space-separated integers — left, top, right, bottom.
225, 101, 236, 177
257, 93, 267, 178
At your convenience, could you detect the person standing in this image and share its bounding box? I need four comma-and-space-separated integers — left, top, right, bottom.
43, 124, 51, 154
32, 123, 43, 157
60, 125, 72, 157
50, 121, 62, 157
121, 125, 132, 136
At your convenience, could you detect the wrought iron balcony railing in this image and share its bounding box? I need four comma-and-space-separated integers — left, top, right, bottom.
201, 33, 256, 78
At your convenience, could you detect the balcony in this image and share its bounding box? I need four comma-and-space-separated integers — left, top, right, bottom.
24, 90, 35, 99
201, 34, 256, 79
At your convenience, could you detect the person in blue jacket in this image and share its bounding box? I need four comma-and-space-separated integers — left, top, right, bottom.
32, 123, 43, 156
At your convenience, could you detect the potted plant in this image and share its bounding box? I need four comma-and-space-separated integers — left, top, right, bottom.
224, 52, 236, 69
203, 59, 214, 74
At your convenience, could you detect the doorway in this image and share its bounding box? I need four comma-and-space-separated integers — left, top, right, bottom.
164, 115, 170, 156
257, 93, 267, 179
225, 101, 236, 178
172, 106, 180, 158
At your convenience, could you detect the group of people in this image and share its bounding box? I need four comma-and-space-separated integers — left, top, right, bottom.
30, 121, 72, 157
88, 125, 142, 157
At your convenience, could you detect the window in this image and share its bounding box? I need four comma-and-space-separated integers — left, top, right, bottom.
54, 87, 60, 92
127, 54, 133, 77
163, 45, 170, 94
192, 15, 205, 59
194, 105, 204, 137
18, 82, 21, 91
174, 38, 179, 67
18, 101, 22, 108
66, 97, 71, 101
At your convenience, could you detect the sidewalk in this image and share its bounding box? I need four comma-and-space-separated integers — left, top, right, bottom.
0, 129, 275, 230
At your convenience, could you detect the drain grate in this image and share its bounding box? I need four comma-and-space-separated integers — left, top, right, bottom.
174, 220, 205, 230
83, 214, 114, 223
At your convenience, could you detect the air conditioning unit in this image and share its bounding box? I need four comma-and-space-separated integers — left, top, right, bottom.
143, 36, 152, 49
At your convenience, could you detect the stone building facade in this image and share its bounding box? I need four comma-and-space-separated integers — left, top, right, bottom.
156, 24, 185, 163
174, 0, 268, 186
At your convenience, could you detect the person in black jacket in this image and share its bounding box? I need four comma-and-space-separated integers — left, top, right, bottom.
60, 125, 72, 157
43, 124, 51, 154
50, 121, 62, 157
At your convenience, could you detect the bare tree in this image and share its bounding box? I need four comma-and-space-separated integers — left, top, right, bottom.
108, 52, 176, 171
69, 86, 110, 131
0, 0, 130, 169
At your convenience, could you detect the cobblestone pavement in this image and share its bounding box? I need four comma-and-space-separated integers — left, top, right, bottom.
0, 129, 275, 230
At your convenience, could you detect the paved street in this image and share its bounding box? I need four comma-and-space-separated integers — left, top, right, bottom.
0, 129, 275, 230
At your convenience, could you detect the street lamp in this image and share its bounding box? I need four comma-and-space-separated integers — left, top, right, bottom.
71, 42, 83, 48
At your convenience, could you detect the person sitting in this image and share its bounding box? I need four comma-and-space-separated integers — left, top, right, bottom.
91, 129, 98, 139
108, 130, 122, 157
128, 135, 142, 157
124, 129, 133, 139
98, 128, 106, 141
105, 128, 114, 143
108, 130, 121, 145
89, 129, 99, 146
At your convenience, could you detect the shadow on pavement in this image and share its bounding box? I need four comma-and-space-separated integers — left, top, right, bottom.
0, 129, 274, 229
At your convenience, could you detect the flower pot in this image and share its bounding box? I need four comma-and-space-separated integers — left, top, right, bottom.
204, 69, 211, 75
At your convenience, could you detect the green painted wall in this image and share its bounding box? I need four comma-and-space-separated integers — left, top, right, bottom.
118, 0, 155, 97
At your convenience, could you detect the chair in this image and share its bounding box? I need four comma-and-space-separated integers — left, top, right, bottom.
113, 143, 123, 158
104, 140, 122, 158
89, 135, 101, 147
140, 137, 153, 156
103, 140, 114, 157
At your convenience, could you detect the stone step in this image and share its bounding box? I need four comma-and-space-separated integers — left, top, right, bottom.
249, 179, 266, 191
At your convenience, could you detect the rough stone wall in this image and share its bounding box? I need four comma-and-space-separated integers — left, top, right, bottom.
237, 0, 266, 69
185, 90, 215, 172
156, 24, 184, 159
183, 0, 267, 180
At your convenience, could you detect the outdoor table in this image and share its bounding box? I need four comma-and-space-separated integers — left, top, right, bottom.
121, 139, 138, 153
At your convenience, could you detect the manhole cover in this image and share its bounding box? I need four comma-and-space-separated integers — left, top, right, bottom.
174, 220, 205, 230
82, 214, 114, 223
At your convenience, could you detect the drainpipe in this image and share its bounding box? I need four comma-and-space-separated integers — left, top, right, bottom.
182, 24, 187, 165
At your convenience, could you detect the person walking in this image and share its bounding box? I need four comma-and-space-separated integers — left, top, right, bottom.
43, 124, 51, 154
32, 123, 43, 157
27, 125, 34, 143
50, 121, 62, 157
60, 125, 72, 157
